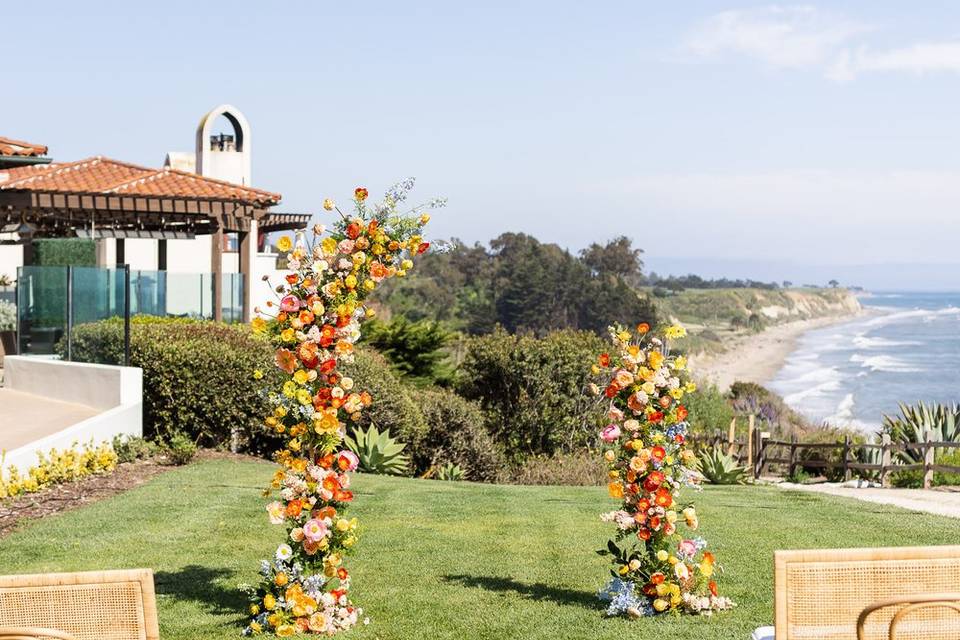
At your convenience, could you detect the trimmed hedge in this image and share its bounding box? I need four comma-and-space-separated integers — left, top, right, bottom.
338, 347, 429, 453
409, 387, 504, 482
455, 328, 607, 460
57, 317, 281, 452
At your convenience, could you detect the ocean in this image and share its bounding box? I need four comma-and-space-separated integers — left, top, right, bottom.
769, 292, 960, 432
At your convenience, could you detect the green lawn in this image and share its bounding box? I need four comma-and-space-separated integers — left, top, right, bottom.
3, 459, 960, 639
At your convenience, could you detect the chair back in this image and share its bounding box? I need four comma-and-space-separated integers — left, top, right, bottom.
0, 569, 159, 640
775, 546, 960, 640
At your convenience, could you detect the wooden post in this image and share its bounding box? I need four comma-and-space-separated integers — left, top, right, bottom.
754, 430, 768, 479
211, 222, 223, 322
788, 434, 798, 480
843, 435, 852, 482
923, 429, 935, 489
880, 433, 891, 487
747, 415, 755, 475
727, 418, 737, 456
238, 218, 258, 323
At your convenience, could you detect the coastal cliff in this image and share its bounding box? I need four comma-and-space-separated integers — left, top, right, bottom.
665, 288, 864, 390
657, 287, 862, 329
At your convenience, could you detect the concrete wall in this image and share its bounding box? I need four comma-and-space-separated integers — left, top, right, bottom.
2, 356, 143, 474
0, 245, 23, 282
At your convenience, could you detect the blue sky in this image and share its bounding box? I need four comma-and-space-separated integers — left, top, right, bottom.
7, 1, 960, 288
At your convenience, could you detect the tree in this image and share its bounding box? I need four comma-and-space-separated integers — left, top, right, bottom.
828, 279, 839, 288
782, 280, 792, 288
580, 236, 645, 287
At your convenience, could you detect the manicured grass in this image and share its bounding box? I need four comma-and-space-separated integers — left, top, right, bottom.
3, 459, 960, 639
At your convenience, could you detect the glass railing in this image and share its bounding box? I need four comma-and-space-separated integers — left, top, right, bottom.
13, 266, 244, 358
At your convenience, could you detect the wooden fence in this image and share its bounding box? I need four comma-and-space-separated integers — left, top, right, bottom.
689, 416, 960, 489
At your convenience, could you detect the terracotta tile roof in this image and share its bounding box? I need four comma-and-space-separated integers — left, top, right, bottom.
0, 156, 280, 206
0, 136, 48, 157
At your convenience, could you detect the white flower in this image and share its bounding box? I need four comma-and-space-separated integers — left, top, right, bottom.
276, 544, 293, 561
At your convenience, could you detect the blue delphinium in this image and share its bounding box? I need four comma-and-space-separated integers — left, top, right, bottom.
597, 577, 653, 617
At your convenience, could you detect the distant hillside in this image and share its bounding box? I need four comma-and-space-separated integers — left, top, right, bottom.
653, 288, 862, 355
657, 287, 860, 326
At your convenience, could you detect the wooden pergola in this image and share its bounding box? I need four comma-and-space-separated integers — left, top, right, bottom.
0, 156, 310, 321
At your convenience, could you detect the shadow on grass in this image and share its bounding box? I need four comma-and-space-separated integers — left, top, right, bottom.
442, 574, 598, 610
155, 565, 247, 621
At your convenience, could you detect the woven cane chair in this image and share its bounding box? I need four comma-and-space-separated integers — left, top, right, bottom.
775, 546, 960, 640
0, 569, 159, 640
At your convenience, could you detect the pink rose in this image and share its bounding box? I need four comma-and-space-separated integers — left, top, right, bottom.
678, 539, 697, 557
302, 518, 329, 542
280, 295, 301, 312
600, 424, 621, 443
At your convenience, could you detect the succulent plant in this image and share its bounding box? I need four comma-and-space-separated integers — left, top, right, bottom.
343, 424, 409, 475
696, 447, 750, 485
436, 462, 465, 482
882, 401, 960, 464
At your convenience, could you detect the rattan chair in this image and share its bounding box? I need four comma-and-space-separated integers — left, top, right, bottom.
774, 546, 960, 640
0, 569, 159, 640
857, 593, 960, 640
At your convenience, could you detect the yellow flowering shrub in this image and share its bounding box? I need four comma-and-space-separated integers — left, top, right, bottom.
0, 440, 118, 499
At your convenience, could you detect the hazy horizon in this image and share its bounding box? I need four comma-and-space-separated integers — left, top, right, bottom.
7, 2, 960, 289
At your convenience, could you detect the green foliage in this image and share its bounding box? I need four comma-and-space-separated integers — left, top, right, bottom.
408, 387, 504, 482
361, 316, 452, 385
0, 300, 15, 331
344, 424, 409, 475
162, 431, 198, 466
56, 316, 280, 451
373, 234, 656, 336
890, 450, 960, 488
682, 383, 734, 435
34, 239, 96, 266
728, 381, 813, 437
111, 434, 157, 464
455, 328, 607, 460
696, 447, 750, 485
339, 347, 428, 450
435, 463, 465, 481
882, 401, 960, 464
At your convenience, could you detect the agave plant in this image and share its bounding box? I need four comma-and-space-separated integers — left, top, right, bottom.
343, 424, 409, 475
882, 401, 960, 464
436, 462, 465, 482
696, 447, 750, 485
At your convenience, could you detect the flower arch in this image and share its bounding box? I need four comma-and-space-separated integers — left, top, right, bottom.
592, 323, 734, 617
243, 181, 441, 636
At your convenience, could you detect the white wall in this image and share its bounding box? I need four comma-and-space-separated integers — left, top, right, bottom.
2, 356, 143, 475
0, 245, 23, 281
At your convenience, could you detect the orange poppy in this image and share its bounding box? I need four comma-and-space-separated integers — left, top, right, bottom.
275, 349, 297, 374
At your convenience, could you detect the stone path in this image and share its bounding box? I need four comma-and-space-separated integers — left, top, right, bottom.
779, 482, 960, 519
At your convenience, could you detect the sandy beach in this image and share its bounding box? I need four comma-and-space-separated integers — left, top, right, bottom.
690, 312, 866, 391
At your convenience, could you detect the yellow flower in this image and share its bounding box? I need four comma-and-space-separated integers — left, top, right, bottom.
276, 236, 292, 253
673, 355, 687, 370
293, 370, 309, 385
664, 324, 687, 339
648, 351, 664, 369
608, 481, 624, 499
253, 369, 263, 380
617, 330, 631, 342
280, 328, 296, 343
264, 594, 276, 610
249, 604, 260, 615
401, 259, 413, 270
419, 213, 431, 224
603, 450, 616, 462
251, 317, 267, 333
275, 624, 296, 637
323, 198, 335, 211
669, 388, 684, 400
296, 389, 311, 405
685, 382, 697, 393
321, 237, 338, 256
344, 274, 358, 289
653, 598, 669, 612
336, 519, 350, 532
656, 550, 669, 562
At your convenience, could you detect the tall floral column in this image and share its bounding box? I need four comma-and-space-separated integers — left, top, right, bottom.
243, 181, 440, 636
592, 323, 734, 618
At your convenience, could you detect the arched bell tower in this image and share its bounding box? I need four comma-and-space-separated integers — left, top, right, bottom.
196, 104, 252, 185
